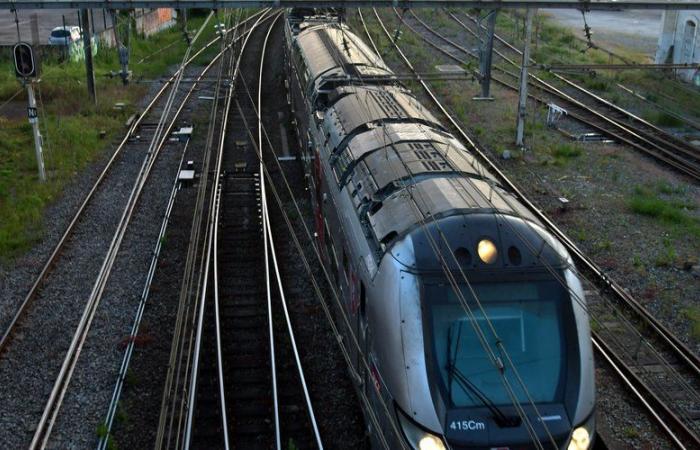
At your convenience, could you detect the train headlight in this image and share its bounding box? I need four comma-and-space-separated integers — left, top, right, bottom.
567, 427, 591, 450
477, 239, 498, 264
418, 435, 446, 450
397, 407, 446, 450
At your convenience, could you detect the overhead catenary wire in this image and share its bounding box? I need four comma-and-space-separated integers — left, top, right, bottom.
236, 67, 402, 450
352, 12, 546, 447
256, 13, 325, 449
361, 8, 556, 447
252, 9, 548, 446
412, 6, 700, 412
28, 11, 218, 450
373, 7, 700, 444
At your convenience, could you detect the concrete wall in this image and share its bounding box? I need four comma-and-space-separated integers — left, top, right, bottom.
655, 10, 700, 84
96, 8, 176, 48
134, 8, 176, 37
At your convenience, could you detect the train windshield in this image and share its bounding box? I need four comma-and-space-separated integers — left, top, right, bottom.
425, 280, 568, 408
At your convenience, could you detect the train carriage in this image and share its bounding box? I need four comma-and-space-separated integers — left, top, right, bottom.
284, 9, 595, 450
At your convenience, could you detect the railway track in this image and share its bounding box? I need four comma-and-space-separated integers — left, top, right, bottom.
156, 11, 322, 449
0, 14, 259, 449
0, 9, 266, 359
390, 8, 700, 182
362, 8, 700, 448
19, 14, 247, 450
448, 10, 700, 156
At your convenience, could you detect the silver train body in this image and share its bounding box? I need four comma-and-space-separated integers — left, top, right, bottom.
284, 10, 595, 450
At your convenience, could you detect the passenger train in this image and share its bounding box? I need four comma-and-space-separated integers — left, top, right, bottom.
284, 9, 595, 450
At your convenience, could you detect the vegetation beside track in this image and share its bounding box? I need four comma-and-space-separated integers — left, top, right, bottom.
0, 14, 218, 262
464, 8, 700, 123
354, 8, 699, 354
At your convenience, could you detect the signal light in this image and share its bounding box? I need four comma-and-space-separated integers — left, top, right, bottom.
13, 42, 37, 78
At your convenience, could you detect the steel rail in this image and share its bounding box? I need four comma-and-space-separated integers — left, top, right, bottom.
180, 10, 276, 449
154, 11, 277, 449
27, 14, 224, 449
0, 7, 268, 357
366, 7, 700, 447
257, 14, 324, 449
413, 10, 700, 180
417, 10, 700, 374
398, 10, 700, 181
448, 10, 700, 171
539, 62, 700, 71
615, 82, 700, 132
96, 133, 192, 450
236, 97, 400, 450
183, 30, 233, 450
592, 336, 691, 449
258, 17, 281, 450
235, 55, 404, 450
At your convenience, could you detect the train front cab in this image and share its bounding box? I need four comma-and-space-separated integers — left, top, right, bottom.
366, 214, 595, 450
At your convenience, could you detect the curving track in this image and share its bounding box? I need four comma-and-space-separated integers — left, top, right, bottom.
396, 8, 700, 181
0, 13, 276, 450
156, 11, 323, 449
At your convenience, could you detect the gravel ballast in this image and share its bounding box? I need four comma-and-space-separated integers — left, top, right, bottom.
0, 66, 203, 449
357, 9, 699, 448
46, 67, 216, 448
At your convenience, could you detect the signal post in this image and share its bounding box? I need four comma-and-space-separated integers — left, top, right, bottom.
13, 42, 46, 182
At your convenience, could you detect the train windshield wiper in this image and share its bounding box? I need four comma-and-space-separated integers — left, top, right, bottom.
446, 323, 521, 428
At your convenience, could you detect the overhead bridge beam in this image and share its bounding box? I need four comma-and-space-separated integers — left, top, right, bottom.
1, 0, 699, 11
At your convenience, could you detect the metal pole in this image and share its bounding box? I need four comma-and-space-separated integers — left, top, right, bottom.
62, 14, 67, 59
26, 82, 46, 182
515, 8, 535, 147
81, 8, 97, 103
30, 13, 39, 45
13, 7, 21, 41
479, 10, 497, 98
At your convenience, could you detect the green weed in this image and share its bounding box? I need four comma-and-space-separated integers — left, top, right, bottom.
683, 307, 700, 341
0, 14, 213, 262
96, 423, 109, 439
623, 426, 639, 439
643, 111, 684, 127
628, 185, 700, 237
553, 144, 582, 159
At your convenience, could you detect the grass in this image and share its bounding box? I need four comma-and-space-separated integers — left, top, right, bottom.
642, 110, 685, 128
0, 12, 219, 262
654, 244, 678, 268
552, 143, 582, 163
682, 306, 700, 341
623, 426, 640, 439
628, 185, 699, 234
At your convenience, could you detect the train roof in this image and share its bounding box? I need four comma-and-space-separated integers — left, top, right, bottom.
320, 92, 541, 254
323, 85, 442, 150
367, 176, 538, 249
294, 23, 392, 85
